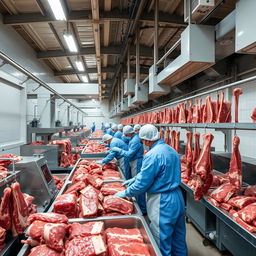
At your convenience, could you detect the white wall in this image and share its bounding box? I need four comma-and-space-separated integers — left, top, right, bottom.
74, 99, 121, 129
0, 14, 60, 154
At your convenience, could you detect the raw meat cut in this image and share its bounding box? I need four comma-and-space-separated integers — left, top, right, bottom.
251, 108, 256, 122
174, 131, 180, 153
159, 129, 164, 139
244, 186, 256, 197
170, 130, 176, 148
65, 181, 86, 194
53, 193, 78, 218
216, 92, 231, 123
65, 235, 106, 256
205, 96, 214, 123
100, 182, 125, 196
192, 100, 200, 123
233, 88, 243, 123
69, 221, 104, 240
0, 226, 6, 250
26, 220, 47, 240
103, 196, 133, 214
234, 215, 256, 233
28, 245, 62, 256
164, 130, 171, 145
27, 213, 68, 225
187, 102, 193, 123
80, 185, 103, 202
192, 132, 200, 170
11, 182, 29, 236
178, 103, 187, 123
43, 223, 67, 252
108, 243, 150, 256
237, 203, 256, 223
184, 132, 193, 179
216, 93, 220, 118
207, 197, 220, 207
21, 238, 41, 247
210, 183, 237, 203
79, 187, 98, 218
220, 202, 232, 211
0, 166, 8, 179
228, 196, 256, 209
0, 154, 22, 167
0, 187, 11, 230
227, 136, 242, 190
106, 228, 144, 244
194, 133, 214, 200
86, 174, 103, 188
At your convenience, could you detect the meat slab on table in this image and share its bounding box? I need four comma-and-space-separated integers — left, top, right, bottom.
209, 183, 237, 203
27, 212, 68, 225
53, 194, 78, 218
28, 244, 62, 256
103, 196, 133, 215
100, 182, 126, 196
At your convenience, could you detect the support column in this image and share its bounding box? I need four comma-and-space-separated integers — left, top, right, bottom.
37, 93, 53, 128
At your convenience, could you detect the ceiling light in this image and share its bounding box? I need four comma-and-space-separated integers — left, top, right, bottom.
82, 75, 89, 83
47, 0, 66, 21
75, 61, 84, 71
63, 33, 78, 52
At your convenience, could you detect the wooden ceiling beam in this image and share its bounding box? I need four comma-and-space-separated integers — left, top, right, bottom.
54, 66, 149, 76
37, 45, 178, 59
3, 9, 186, 27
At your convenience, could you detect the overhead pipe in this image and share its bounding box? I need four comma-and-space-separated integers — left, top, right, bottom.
110, 0, 146, 97
0, 50, 87, 116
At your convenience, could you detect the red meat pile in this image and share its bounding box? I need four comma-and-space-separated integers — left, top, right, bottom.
48, 139, 80, 167
24, 213, 150, 256
29, 141, 45, 145
0, 182, 37, 251
73, 160, 122, 181
83, 140, 108, 154
0, 154, 22, 167
79, 139, 89, 145
91, 129, 104, 138
53, 181, 133, 218
120, 89, 249, 124
53, 176, 66, 191
0, 166, 8, 180
71, 146, 85, 152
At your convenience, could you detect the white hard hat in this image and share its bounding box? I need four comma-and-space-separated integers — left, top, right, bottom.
123, 125, 134, 134
139, 124, 160, 141
134, 124, 141, 131
118, 124, 123, 130
102, 134, 113, 142
112, 124, 118, 130
105, 123, 110, 128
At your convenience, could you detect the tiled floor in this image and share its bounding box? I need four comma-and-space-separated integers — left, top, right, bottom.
186, 223, 232, 256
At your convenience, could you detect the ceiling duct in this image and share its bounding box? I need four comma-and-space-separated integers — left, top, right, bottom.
235, 0, 256, 54
184, 0, 215, 23
157, 24, 215, 87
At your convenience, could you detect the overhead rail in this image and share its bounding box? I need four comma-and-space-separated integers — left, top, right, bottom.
0, 50, 87, 116
124, 73, 256, 118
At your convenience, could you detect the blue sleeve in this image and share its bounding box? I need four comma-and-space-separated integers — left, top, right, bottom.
102, 151, 116, 163
125, 154, 158, 196
119, 139, 141, 158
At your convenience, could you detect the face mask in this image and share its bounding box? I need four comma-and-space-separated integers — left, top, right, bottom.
143, 144, 150, 151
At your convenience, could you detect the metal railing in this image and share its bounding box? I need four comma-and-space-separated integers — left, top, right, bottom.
0, 50, 87, 116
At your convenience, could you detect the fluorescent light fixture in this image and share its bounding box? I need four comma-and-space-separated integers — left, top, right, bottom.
82, 75, 89, 83
47, 0, 66, 21
63, 33, 78, 52
75, 60, 84, 71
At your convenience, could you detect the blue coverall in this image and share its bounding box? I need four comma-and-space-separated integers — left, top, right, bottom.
118, 133, 147, 214
114, 130, 123, 139
91, 124, 96, 133
125, 139, 187, 256
106, 128, 114, 136
101, 123, 105, 133
121, 134, 130, 144
101, 138, 131, 179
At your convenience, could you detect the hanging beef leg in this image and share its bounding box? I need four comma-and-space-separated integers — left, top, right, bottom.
233, 88, 243, 123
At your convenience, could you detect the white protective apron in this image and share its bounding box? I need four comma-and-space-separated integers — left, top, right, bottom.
130, 159, 138, 177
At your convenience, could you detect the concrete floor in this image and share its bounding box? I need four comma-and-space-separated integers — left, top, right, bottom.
186, 223, 232, 256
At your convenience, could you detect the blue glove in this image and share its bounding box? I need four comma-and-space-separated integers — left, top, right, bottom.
114, 190, 127, 198
122, 177, 136, 187
96, 160, 103, 164
112, 147, 121, 153
105, 150, 111, 154
99, 141, 104, 145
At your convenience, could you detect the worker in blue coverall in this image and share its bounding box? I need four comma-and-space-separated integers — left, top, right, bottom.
97, 134, 131, 179
91, 122, 96, 133
105, 123, 114, 136
115, 124, 187, 256
112, 125, 147, 215
111, 124, 118, 135
114, 124, 123, 139
133, 124, 141, 134
101, 122, 105, 133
